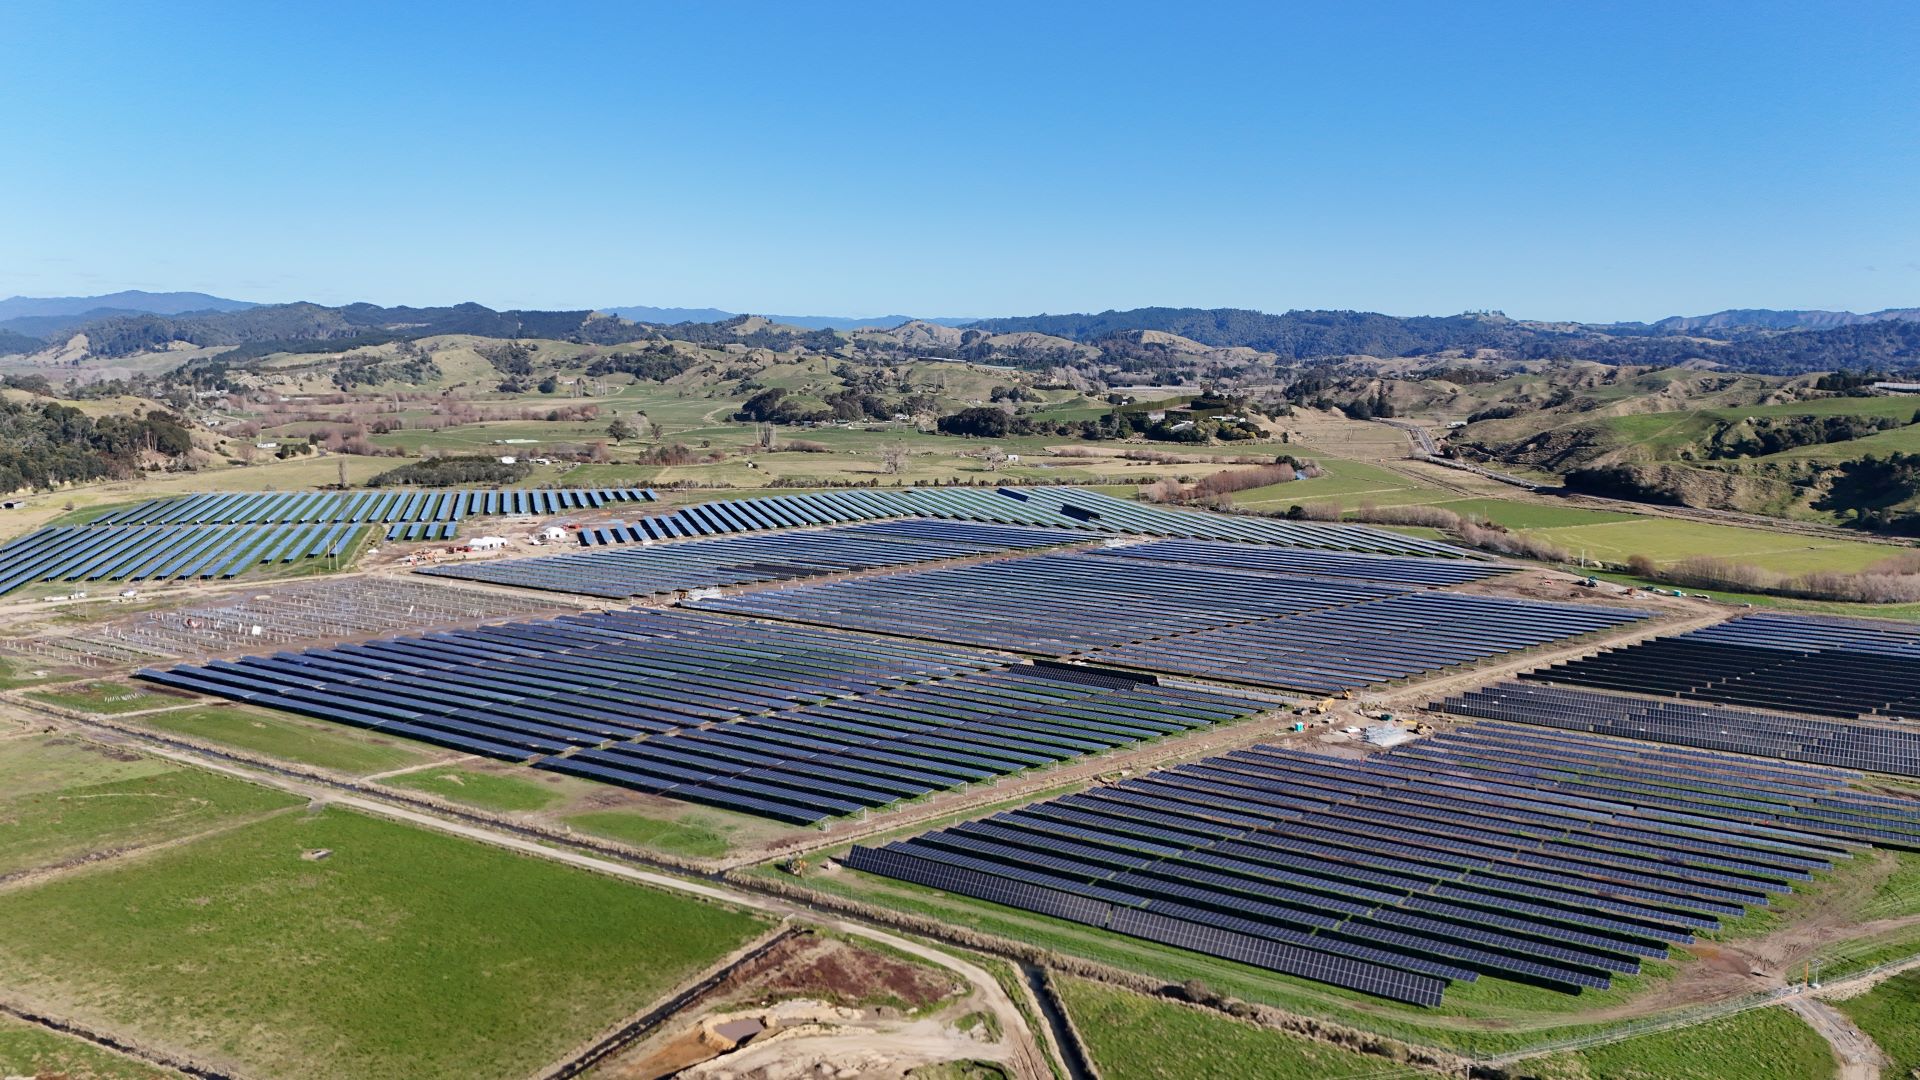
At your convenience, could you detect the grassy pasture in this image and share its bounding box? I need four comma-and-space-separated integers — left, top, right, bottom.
1428, 498, 1637, 529
564, 804, 772, 860
26, 679, 175, 714
131, 704, 439, 776
382, 763, 563, 813
1053, 976, 1424, 1079
1521, 1006, 1835, 1079
1232, 459, 1444, 509
1527, 518, 1898, 573
0, 806, 768, 1080
0, 735, 298, 876
1588, 570, 1920, 622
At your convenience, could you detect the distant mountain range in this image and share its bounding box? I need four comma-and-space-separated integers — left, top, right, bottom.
601, 305, 975, 330
2, 291, 1917, 376
1632, 308, 1920, 334
0, 290, 254, 321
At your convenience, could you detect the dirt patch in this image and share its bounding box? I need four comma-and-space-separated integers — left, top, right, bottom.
40, 735, 143, 763
702, 932, 962, 1013
588, 934, 972, 1080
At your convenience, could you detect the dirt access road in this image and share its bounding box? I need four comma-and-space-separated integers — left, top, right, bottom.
1787, 997, 1887, 1080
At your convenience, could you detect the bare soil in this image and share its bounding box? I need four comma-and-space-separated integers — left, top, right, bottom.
701, 932, 962, 1014
590, 934, 981, 1080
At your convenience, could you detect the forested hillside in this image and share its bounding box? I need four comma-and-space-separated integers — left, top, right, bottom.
0, 396, 197, 491
970, 307, 1920, 374
8, 299, 1920, 376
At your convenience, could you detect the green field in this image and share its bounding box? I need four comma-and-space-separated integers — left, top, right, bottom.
26, 680, 176, 714
1520, 1006, 1835, 1080
1429, 497, 1637, 529
133, 704, 438, 775
0, 806, 767, 1080
1234, 459, 1444, 510
1052, 977, 1425, 1079
564, 804, 770, 860
383, 763, 564, 813
1589, 570, 1920, 622
1836, 969, 1920, 1077
0, 1013, 179, 1080
1527, 518, 1898, 573
0, 735, 298, 875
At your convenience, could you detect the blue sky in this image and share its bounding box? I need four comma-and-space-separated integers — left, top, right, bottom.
2, 1, 1915, 321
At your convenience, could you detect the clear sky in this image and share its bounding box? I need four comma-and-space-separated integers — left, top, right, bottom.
2, 0, 1915, 322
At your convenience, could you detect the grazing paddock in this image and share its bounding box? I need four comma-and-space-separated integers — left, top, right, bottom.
0, 806, 767, 1080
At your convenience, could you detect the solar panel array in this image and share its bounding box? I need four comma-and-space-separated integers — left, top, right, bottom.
576, 485, 1474, 558
690, 552, 1416, 653
135, 608, 1275, 824
1093, 538, 1518, 587
1439, 682, 1920, 778
1086, 594, 1649, 694
0, 522, 366, 595
693, 553, 1645, 690
93, 488, 656, 526
0, 487, 660, 595
543, 667, 1271, 823
848, 724, 1920, 1005
1522, 613, 1920, 720
415, 519, 1086, 599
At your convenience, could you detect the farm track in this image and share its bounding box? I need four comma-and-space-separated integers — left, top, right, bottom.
1788, 996, 1888, 1080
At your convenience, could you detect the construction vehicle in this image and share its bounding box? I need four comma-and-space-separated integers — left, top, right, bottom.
1306, 689, 1354, 714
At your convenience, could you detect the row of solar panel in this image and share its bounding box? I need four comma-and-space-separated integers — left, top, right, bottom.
1440, 682, 1920, 779
416, 519, 1086, 599
0, 523, 364, 595
386, 522, 459, 542
848, 724, 1907, 1005
1523, 630, 1920, 721
93, 487, 656, 526
574, 485, 1476, 558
